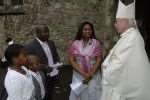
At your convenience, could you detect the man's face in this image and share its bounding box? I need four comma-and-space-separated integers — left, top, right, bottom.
114, 18, 129, 34
37, 32, 49, 42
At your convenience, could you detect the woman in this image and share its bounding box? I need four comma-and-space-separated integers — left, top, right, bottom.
69, 21, 102, 100
4, 44, 35, 100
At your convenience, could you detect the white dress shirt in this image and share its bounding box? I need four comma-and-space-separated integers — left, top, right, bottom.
36, 38, 54, 66
29, 70, 45, 99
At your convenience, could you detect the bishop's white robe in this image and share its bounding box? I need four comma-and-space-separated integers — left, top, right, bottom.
101, 28, 150, 100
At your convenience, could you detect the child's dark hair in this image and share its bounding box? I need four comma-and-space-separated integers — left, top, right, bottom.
5, 44, 24, 65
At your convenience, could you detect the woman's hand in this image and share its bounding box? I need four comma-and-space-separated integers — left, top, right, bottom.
83, 72, 92, 81
82, 72, 93, 84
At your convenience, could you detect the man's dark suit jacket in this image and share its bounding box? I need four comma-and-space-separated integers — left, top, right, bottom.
25, 39, 60, 100
25, 39, 60, 65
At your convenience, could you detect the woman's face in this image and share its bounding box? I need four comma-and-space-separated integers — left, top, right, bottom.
82, 24, 92, 39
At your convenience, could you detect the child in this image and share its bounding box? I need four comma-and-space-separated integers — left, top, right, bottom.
28, 55, 45, 100
4, 44, 35, 100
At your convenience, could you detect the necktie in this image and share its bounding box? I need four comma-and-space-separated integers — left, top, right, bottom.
32, 75, 42, 100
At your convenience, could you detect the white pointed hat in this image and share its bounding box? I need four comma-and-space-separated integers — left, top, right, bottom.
116, 0, 135, 19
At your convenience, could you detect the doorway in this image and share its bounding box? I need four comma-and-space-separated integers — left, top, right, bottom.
136, 0, 150, 60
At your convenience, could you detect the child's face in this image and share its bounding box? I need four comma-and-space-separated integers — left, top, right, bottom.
17, 50, 28, 66
30, 60, 41, 72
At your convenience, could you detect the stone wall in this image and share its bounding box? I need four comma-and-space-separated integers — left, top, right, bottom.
0, 0, 118, 63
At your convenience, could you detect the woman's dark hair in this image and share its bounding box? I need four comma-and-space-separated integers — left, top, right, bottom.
4, 44, 24, 65
75, 21, 96, 40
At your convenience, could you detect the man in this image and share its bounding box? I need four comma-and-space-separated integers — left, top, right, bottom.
101, 0, 150, 100
25, 25, 60, 100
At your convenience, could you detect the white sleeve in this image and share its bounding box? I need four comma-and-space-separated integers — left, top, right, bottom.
5, 77, 24, 100
5, 76, 35, 100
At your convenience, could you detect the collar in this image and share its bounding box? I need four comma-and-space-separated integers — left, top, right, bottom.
8, 40, 14, 45
81, 39, 93, 46
120, 27, 135, 38
36, 37, 47, 45
29, 70, 37, 76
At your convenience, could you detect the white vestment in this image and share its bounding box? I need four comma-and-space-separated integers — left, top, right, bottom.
101, 28, 150, 100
